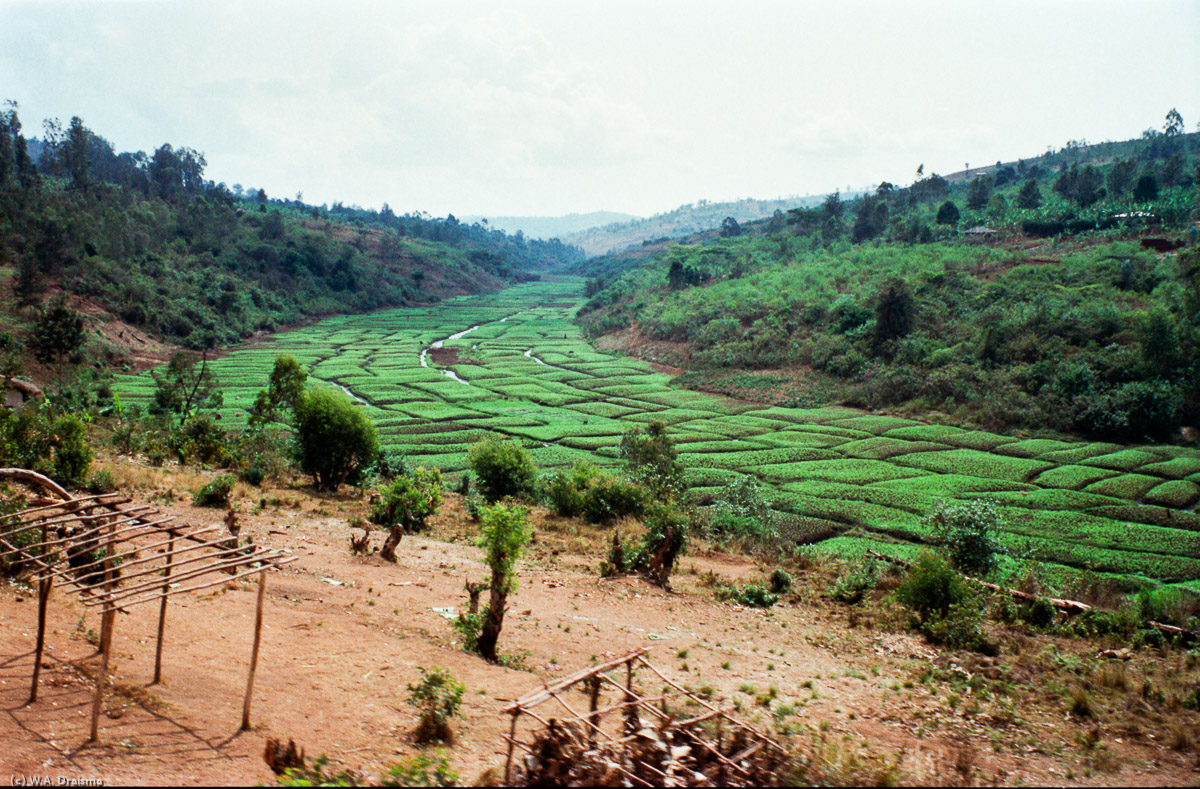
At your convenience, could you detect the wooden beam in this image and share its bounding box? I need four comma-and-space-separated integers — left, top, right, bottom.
241, 569, 267, 730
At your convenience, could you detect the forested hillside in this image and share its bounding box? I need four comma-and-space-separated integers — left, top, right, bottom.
0, 103, 583, 353
579, 118, 1200, 444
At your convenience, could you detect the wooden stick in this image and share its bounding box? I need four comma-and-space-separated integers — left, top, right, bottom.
0, 511, 168, 559
636, 658, 776, 744
28, 573, 52, 705
503, 647, 651, 711
82, 546, 276, 604
545, 689, 617, 743
153, 531, 177, 685
241, 569, 267, 730
0, 467, 71, 498
0, 502, 152, 537
89, 519, 118, 743
89, 558, 296, 611
0, 535, 128, 611
504, 712, 518, 785
63, 524, 221, 577
1, 493, 128, 521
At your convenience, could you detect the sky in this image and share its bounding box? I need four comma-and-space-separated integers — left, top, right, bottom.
1, 0, 1197, 218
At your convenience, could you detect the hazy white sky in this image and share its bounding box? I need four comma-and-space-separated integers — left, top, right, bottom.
2, 0, 1197, 217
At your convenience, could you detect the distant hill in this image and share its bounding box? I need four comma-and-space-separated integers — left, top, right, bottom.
558, 196, 830, 257
460, 211, 639, 240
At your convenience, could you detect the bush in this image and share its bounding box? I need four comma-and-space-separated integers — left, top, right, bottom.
705, 477, 776, 542
1019, 597, 1057, 628
921, 596, 995, 654
468, 437, 535, 503
371, 467, 444, 562
171, 412, 227, 465
716, 583, 778, 608
925, 499, 1004, 577
193, 473, 236, 507
828, 557, 879, 604
581, 475, 647, 524
240, 464, 266, 487
896, 552, 972, 622
406, 667, 464, 745
619, 421, 683, 500
85, 469, 116, 495
380, 752, 458, 788
768, 569, 793, 595
293, 386, 380, 491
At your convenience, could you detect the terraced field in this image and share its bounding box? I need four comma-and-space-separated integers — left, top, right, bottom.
113, 279, 1200, 588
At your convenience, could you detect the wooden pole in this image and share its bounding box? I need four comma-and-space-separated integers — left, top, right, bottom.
89, 518, 117, 743
504, 711, 518, 785
152, 531, 177, 685
241, 569, 267, 731
28, 573, 52, 704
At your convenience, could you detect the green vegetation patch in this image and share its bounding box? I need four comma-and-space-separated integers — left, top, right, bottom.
994, 438, 1078, 458
1038, 442, 1126, 465
830, 415, 921, 434
1082, 449, 1166, 472
872, 474, 1033, 497
1143, 480, 1200, 509
1032, 464, 1120, 490
836, 437, 945, 460
1140, 457, 1200, 480
1083, 474, 1165, 501
895, 449, 1051, 483
760, 458, 929, 486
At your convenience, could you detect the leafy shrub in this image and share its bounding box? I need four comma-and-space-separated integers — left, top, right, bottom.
828, 557, 879, 604
380, 752, 459, 787
619, 421, 683, 500
716, 583, 779, 608
896, 552, 972, 622
464, 491, 485, 521
371, 467, 444, 562
768, 569, 793, 595
193, 473, 236, 507
407, 667, 464, 744
468, 437, 535, 502
705, 477, 776, 542
171, 412, 227, 465
240, 464, 266, 487
1019, 597, 1057, 628
372, 450, 411, 482
85, 469, 116, 495
581, 475, 647, 524
921, 596, 995, 654
925, 499, 1004, 577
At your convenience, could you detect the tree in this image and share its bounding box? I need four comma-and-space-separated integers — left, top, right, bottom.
65, 116, 91, 191
468, 437, 535, 502
293, 386, 379, 491
1133, 173, 1159, 202
371, 467, 443, 562
1107, 159, 1137, 197
851, 195, 888, 242
965, 176, 991, 210
248, 354, 308, 428
935, 200, 960, 226
1164, 107, 1184, 137
619, 421, 683, 501
719, 216, 742, 237
924, 499, 1004, 577
873, 278, 915, 355
1016, 180, 1042, 209
31, 294, 85, 366
473, 502, 532, 662
1053, 165, 1105, 207
152, 350, 223, 425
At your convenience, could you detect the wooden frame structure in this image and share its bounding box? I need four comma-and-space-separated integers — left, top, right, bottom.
500, 647, 785, 787
0, 468, 296, 742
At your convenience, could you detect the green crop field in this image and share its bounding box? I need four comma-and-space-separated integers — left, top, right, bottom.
113, 278, 1200, 587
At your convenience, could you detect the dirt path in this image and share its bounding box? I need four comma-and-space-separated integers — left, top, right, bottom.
2, 488, 1197, 786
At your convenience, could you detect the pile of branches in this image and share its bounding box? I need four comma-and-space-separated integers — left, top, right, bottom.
512, 714, 784, 787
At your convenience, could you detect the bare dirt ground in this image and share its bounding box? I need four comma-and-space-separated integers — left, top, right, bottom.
2, 463, 1199, 786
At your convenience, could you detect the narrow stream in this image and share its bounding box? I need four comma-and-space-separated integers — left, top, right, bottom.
420, 324, 481, 384
336, 383, 367, 404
